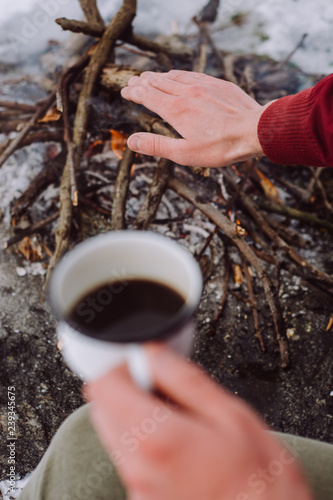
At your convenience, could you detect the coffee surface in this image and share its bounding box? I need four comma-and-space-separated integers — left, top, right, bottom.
67, 279, 185, 342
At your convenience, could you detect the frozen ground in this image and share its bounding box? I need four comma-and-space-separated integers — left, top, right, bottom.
0, 0, 332, 74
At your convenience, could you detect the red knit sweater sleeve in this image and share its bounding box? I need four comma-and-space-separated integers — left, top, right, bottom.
257, 74, 333, 167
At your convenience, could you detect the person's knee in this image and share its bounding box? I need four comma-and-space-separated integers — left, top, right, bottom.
50, 404, 91, 446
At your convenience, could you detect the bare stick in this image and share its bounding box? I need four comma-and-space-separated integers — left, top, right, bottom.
124, 32, 193, 62
274, 33, 308, 72
241, 64, 256, 99
133, 158, 172, 230
0, 101, 37, 113
223, 169, 333, 292
0, 110, 33, 120
55, 18, 193, 61
256, 197, 333, 234
58, 51, 91, 206
264, 213, 307, 248
0, 92, 56, 169
241, 254, 265, 352
197, 226, 218, 260
79, 194, 111, 217
0, 129, 63, 157
192, 20, 208, 73
46, 0, 137, 285
4, 212, 59, 249
238, 213, 274, 255
78, 0, 104, 26
168, 175, 289, 368
0, 120, 31, 134
10, 149, 66, 222
207, 242, 230, 336
195, 0, 220, 23
315, 176, 333, 217
72, 0, 136, 158
100, 64, 141, 92
56, 18, 103, 37
111, 146, 135, 230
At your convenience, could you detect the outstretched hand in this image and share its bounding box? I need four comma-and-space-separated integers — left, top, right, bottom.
120, 70, 271, 168
87, 345, 313, 500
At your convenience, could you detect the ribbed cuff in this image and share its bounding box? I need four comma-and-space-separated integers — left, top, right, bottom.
258, 88, 325, 166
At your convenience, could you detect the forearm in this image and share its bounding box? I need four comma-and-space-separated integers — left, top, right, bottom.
258, 74, 333, 167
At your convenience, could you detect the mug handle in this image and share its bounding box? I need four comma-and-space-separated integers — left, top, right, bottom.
126, 344, 153, 391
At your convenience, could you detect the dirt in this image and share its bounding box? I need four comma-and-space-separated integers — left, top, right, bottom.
0, 222, 84, 482
0, 210, 332, 486
193, 233, 333, 441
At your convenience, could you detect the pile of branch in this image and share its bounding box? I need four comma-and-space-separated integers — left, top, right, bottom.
1, 0, 333, 368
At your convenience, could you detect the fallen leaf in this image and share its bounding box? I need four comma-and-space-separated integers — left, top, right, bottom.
84, 139, 105, 158
17, 236, 44, 262
233, 264, 243, 286
38, 107, 61, 123
325, 315, 333, 331
254, 166, 282, 204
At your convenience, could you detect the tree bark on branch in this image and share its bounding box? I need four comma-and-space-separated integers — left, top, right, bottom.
46, 0, 137, 285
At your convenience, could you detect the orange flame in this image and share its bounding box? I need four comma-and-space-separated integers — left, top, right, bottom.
91, 139, 104, 149
84, 139, 104, 158
110, 130, 127, 159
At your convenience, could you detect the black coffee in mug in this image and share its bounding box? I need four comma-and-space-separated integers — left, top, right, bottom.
67, 278, 186, 343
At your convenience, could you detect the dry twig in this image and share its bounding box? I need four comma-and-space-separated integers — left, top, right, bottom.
241, 254, 265, 351
0, 93, 56, 169
133, 158, 172, 230
111, 146, 135, 230
223, 168, 333, 293
10, 150, 66, 223
46, 0, 137, 285
0, 130, 63, 157
168, 175, 290, 367
55, 18, 193, 62
207, 241, 230, 335
256, 197, 333, 234
0, 101, 37, 113
4, 212, 59, 249
79, 0, 104, 26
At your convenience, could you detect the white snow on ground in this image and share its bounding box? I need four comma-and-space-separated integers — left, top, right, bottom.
0, 473, 32, 499
0, 0, 332, 74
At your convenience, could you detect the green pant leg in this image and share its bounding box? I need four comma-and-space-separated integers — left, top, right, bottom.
18, 403, 126, 500
18, 403, 333, 500
276, 432, 333, 500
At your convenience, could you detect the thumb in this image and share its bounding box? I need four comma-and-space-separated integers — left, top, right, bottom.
127, 132, 187, 162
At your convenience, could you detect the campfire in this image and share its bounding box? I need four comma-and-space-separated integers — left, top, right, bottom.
1, 0, 333, 370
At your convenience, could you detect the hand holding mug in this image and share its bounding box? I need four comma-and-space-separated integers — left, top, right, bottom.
88, 345, 314, 500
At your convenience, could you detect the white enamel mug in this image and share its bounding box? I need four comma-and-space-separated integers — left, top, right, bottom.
49, 231, 203, 389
